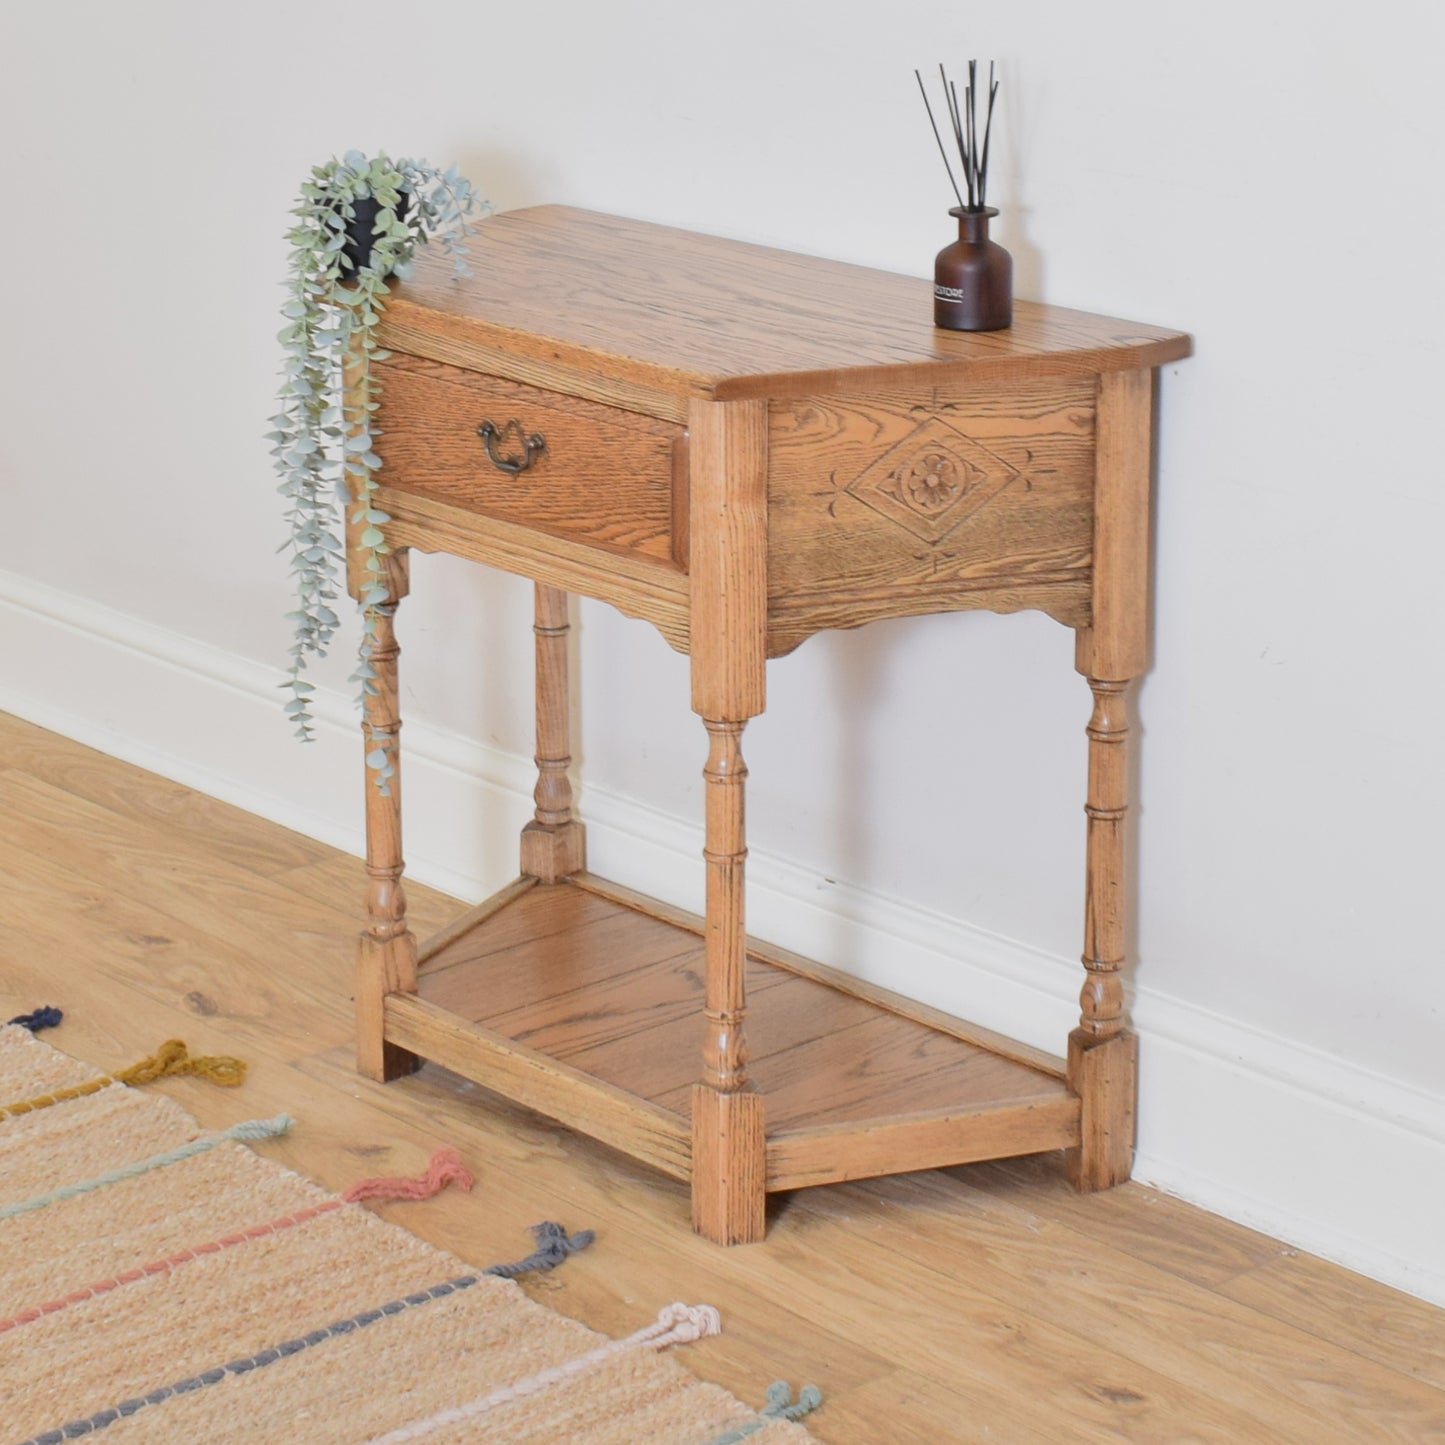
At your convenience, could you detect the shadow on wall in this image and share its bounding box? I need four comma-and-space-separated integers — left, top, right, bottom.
453, 150, 558, 217
996, 66, 1044, 300
816, 601, 1145, 1019
997, 203, 1044, 304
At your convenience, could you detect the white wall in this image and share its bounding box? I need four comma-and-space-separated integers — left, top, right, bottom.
3, 2, 1442, 1301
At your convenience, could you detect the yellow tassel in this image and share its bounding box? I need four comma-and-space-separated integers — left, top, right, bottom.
0, 1039, 247, 1119
115, 1039, 247, 1088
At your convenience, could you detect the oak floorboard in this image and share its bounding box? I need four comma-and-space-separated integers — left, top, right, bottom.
966, 1152, 1288, 1290
803, 1171, 1445, 1443
1220, 1251, 1445, 1393
0, 771, 360, 1029
0, 712, 332, 880
679, 1199, 1276, 1444
816, 1366, 1237, 1445
3, 715, 1442, 1444
0, 833, 354, 1054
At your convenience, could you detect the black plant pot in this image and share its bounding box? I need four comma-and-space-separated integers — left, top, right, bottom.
341, 191, 411, 275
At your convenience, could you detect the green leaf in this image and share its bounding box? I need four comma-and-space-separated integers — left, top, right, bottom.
275, 154, 482, 744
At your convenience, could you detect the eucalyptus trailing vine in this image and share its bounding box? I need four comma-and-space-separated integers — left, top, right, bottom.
270, 151, 483, 790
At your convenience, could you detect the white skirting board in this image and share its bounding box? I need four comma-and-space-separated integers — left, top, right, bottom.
2, 565, 1442, 1307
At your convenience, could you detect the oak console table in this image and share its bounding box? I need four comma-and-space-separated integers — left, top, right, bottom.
348, 206, 1190, 1244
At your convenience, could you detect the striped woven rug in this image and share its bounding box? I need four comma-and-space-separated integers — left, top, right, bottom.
0, 1020, 820, 1443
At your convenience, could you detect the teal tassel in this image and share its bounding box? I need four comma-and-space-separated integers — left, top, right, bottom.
703, 1382, 823, 1443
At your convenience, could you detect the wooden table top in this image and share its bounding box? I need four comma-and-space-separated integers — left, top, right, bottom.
387, 206, 1192, 402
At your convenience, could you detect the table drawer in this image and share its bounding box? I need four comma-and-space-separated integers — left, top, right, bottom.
373, 354, 686, 565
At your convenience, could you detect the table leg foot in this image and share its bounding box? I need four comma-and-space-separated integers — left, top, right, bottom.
691, 1085, 766, 1244
356, 935, 420, 1082
1066, 1026, 1138, 1191
520, 819, 587, 883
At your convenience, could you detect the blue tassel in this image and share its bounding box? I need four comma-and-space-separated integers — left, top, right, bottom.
483, 1220, 595, 1279
7, 1006, 63, 1032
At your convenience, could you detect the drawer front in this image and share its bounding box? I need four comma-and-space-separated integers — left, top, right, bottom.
766, 379, 1097, 649
373, 354, 686, 565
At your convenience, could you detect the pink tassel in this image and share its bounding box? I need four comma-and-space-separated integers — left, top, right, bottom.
343, 1147, 474, 1203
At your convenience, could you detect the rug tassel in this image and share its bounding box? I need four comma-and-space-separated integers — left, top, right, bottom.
363, 1300, 723, 1443
2, 1038, 247, 1121
227, 1115, 294, 1143
6, 1006, 63, 1032
760, 1380, 823, 1423
638, 1302, 722, 1346
343, 1147, 475, 1203
703, 1382, 825, 1444
483, 1220, 596, 1279
772, 1382, 823, 1421
117, 1039, 247, 1088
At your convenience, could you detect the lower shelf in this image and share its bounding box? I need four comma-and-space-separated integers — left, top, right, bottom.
382, 872, 1081, 1192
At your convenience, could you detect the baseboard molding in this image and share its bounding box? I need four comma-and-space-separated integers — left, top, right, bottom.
2, 566, 1441, 1306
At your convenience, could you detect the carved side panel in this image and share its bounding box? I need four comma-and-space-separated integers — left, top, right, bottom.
766, 380, 1096, 654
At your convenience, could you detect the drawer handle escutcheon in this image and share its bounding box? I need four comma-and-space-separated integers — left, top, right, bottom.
477, 418, 547, 476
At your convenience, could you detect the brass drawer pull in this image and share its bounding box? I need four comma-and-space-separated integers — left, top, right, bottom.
478, 418, 547, 476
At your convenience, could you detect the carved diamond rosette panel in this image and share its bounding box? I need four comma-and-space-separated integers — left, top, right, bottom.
844, 416, 1021, 545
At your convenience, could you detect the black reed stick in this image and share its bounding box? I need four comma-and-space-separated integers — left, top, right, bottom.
965, 62, 978, 203
942, 68, 973, 209
916, 59, 999, 212
950, 77, 974, 208
914, 69, 964, 209
978, 63, 998, 208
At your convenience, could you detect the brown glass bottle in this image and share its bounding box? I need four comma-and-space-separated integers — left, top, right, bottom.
934, 206, 1012, 332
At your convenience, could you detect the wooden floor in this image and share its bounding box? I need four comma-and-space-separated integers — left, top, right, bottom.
2, 710, 1442, 1443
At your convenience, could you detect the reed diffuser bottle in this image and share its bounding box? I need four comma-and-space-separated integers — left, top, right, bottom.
917, 61, 1012, 332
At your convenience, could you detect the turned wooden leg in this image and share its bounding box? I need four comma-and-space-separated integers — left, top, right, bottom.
1067, 367, 1152, 1189
687, 396, 769, 1245
354, 555, 420, 1083
520, 584, 586, 883
1066, 675, 1138, 1189
691, 719, 766, 1243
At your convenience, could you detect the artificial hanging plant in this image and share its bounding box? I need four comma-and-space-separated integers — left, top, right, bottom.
269, 150, 485, 785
